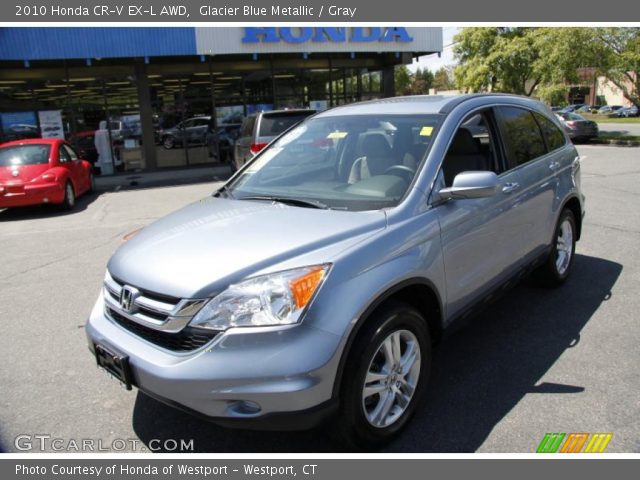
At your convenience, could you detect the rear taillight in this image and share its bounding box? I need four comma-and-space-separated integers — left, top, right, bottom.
566, 121, 578, 128
250, 142, 268, 155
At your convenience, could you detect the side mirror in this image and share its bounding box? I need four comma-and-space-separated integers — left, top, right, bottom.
439, 171, 499, 200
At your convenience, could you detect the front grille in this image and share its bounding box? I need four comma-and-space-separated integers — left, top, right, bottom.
106, 307, 219, 352
110, 274, 181, 305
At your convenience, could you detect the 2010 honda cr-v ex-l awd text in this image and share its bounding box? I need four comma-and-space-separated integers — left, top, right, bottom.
86, 94, 585, 448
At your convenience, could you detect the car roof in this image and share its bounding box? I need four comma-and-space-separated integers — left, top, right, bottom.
0, 138, 63, 148
316, 93, 543, 117
250, 109, 315, 118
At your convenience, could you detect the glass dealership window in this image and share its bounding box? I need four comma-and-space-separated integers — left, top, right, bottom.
0, 72, 71, 143
151, 71, 221, 168
1, 54, 399, 172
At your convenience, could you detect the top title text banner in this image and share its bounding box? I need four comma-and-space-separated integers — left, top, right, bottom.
3, 0, 640, 22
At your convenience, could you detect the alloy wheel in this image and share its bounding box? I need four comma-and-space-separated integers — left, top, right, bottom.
555, 218, 574, 275
362, 329, 421, 428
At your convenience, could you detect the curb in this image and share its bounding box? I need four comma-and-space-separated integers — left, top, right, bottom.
589, 139, 640, 147
95, 166, 233, 192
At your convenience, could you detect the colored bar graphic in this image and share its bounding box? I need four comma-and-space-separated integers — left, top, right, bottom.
560, 433, 589, 453
584, 433, 613, 453
537, 433, 613, 453
537, 433, 566, 453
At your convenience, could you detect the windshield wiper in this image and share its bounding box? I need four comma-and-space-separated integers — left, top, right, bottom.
237, 195, 330, 210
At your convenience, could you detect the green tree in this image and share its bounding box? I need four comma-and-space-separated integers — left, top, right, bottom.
453, 27, 639, 106
410, 68, 434, 94
433, 66, 456, 91
588, 28, 639, 107
394, 65, 413, 96
453, 28, 541, 95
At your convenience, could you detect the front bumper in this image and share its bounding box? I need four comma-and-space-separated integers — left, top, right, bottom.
85, 292, 343, 429
0, 182, 64, 208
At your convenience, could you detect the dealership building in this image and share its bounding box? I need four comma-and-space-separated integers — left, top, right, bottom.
0, 27, 443, 171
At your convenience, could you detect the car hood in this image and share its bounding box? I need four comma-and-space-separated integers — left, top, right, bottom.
108, 197, 386, 298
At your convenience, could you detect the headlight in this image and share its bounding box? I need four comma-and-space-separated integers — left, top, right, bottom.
190, 265, 330, 331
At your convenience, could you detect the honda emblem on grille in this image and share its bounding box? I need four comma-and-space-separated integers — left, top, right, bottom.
119, 286, 140, 313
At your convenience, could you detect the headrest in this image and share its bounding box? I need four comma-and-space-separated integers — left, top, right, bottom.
448, 129, 479, 155
362, 133, 391, 157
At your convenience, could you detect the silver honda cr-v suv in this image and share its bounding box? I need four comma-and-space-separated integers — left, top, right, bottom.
86, 94, 585, 448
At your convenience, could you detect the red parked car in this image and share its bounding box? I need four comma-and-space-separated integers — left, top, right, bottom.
0, 138, 94, 210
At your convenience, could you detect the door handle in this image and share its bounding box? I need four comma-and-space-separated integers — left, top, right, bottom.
549, 161, 561, 171
502, 182, 520, 194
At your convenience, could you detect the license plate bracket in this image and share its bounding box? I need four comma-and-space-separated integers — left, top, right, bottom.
94, 343, 133, 390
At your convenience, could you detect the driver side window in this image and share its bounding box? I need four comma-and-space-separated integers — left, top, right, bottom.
440, 111, 500, 187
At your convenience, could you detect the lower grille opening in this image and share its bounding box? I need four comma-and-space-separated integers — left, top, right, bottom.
106, 307, 219, 352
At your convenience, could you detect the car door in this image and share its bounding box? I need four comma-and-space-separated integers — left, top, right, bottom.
178, 119, 193, 146
495, 106, 563, 259
435, 108, 527, 319
191, 118, 209, 144
58, 144, 83, 192
57, 143, 75, 185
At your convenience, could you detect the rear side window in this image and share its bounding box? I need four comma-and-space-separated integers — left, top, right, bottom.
497, 106, 546, 169
533, 112, 566, 152
0, 144, 51, 166
258, 113, 311, 137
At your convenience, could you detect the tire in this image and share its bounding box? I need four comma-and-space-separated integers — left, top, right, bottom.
534, 209, 577, 287
162, 136, 175, 149
61, 181, 76, 210
336, 301, 431, 450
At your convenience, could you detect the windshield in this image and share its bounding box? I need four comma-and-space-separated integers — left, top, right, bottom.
0, 144, 51, 167
226, 114, 441, 211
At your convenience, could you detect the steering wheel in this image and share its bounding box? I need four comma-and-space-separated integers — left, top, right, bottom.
384, 165, 416, 183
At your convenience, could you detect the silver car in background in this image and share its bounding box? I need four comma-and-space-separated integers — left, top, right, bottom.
86, 94, 585, 449
556, 112, 599, 142
233, 109, 315, 170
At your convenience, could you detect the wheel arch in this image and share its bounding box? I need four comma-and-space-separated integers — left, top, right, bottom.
331, 278, 443, 399
561, 195, 583, 240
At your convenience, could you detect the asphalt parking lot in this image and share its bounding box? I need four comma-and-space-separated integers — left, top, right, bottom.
0, 145, 638, 453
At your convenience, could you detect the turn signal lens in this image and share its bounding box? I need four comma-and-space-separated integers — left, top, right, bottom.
290, 267, 326, 308
123, 228, 142, 242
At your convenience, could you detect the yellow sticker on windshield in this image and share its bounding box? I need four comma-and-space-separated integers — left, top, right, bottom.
420, 126, 433, 136
327, 131, 348, 139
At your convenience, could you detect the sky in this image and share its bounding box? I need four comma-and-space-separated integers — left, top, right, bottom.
409, 27, 459, 73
